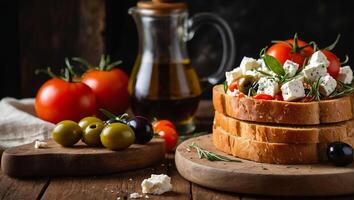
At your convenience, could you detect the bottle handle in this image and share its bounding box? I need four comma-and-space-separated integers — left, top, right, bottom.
188, 13, 236, 85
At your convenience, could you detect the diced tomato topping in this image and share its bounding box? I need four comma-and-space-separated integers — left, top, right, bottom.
253, 94, 273, 100
275, 93, 284, 101
228, 82, 238, 92
238, 93, 245, 98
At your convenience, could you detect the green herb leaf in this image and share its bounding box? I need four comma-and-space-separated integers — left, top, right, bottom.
305, 78, 321, 101
256, 69, 272, 77
223, 81, 228, 93
329, 81, 354, 98
189, 143, 242, 162
262, 55, 285, 76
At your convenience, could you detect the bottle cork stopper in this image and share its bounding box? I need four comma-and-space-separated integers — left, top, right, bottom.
137, 0, 187, 11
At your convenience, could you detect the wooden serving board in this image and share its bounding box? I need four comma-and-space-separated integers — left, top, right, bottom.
175, 134, 354, 196
1, 138, 165, 178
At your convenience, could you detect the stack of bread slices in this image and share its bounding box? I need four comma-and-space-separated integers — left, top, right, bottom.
212, 85, 354, 164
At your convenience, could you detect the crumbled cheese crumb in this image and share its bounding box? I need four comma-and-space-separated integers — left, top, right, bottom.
338, 66, 353, 84
34, 140, 48, 149
129, 192, 143, 199
141, 174, 172, 195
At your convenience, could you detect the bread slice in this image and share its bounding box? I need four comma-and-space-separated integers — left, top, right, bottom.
214, 111, 354, 144
213, 126, 318, 164
213, 85, 353, 125
213, 126, 354, 164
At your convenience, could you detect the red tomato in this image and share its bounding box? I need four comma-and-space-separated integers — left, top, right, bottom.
82, 68, 130, 117
253, 94, 273, 100
35, 78, 96, 124
267, 39, 313, 67
153, 120, 176, 131
228, 82, 238, 92
321, 50, 341, 79
238, 93, 245, 98
157, 126, 178, 152
275, 93, 284, 101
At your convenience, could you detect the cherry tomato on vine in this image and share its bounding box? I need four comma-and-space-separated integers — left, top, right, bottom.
266, 34, 313, 67
35, 78, 96, 124
321, 50, 341, 79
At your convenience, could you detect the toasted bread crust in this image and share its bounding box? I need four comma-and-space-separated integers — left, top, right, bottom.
213, 85, 353, 125
212, 126, 318, 164
214, 111, 354, 144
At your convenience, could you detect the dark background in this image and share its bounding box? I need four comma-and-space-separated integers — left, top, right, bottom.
1, 0, 353, 99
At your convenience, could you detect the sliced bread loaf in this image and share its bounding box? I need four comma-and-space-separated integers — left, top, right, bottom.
213, 85, 353, 125
214, 111, 354, 144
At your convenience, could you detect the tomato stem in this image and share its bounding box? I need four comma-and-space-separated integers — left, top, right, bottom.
72, 57, 92, 70
324, 34, 341, 51
35, 67, 57, 78
340, 55, 349, 65
99, 108, 129, 121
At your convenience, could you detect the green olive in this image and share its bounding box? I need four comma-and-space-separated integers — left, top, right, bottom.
52, 120, 82, 147
100, 123, 135, 151
82, 122, 104, 147
237, 75, 256, 94
78, 116, 102, 131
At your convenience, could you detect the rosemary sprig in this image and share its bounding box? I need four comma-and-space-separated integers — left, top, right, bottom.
305, 78, 321, 101
247, 81, 258, 97
188, 143, 242, 162
329, 81, 354, 98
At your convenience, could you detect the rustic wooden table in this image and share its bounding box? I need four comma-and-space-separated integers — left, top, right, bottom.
1, 101, 354, 200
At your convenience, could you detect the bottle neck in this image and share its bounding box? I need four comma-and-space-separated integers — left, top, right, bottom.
134, 9, 189, 63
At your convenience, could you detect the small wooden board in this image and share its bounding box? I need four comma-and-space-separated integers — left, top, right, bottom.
175, 134, 354, 196
1, 138, 165, 178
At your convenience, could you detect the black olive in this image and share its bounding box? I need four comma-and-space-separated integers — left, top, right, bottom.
127, 116, 154, 144
237, 75, 256, 94
327, 142, 353, 166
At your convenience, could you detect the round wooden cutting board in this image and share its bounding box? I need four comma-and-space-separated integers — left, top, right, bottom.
2, 138, 165, 178
175, 134, 354, 196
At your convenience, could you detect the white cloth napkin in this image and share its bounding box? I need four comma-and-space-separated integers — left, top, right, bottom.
0, 98, 54, 150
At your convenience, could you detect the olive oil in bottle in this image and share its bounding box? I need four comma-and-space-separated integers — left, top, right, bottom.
129, 59, 201, 133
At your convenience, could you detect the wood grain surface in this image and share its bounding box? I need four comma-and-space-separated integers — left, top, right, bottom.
175, 134, 354, 196
1, 101, 354, 199
1, 138, 165, 178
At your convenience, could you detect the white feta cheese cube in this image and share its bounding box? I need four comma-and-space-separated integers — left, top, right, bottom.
303, 63, 327, 82
34, 140, 48, 149
141, 174, 172, 195
281, 79, 305, 101
225, 67, 242, 85
293, 74, 305, 83
245, 69, 259, 78
338, 66, 353, 84
309, 50, 330, 67
319, 74, 337, 96
257, 77, 279, 97
283, 60, 299, 77
129, 193, 143, 199
257, 58, 276, 77
240, 57, 260, 74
